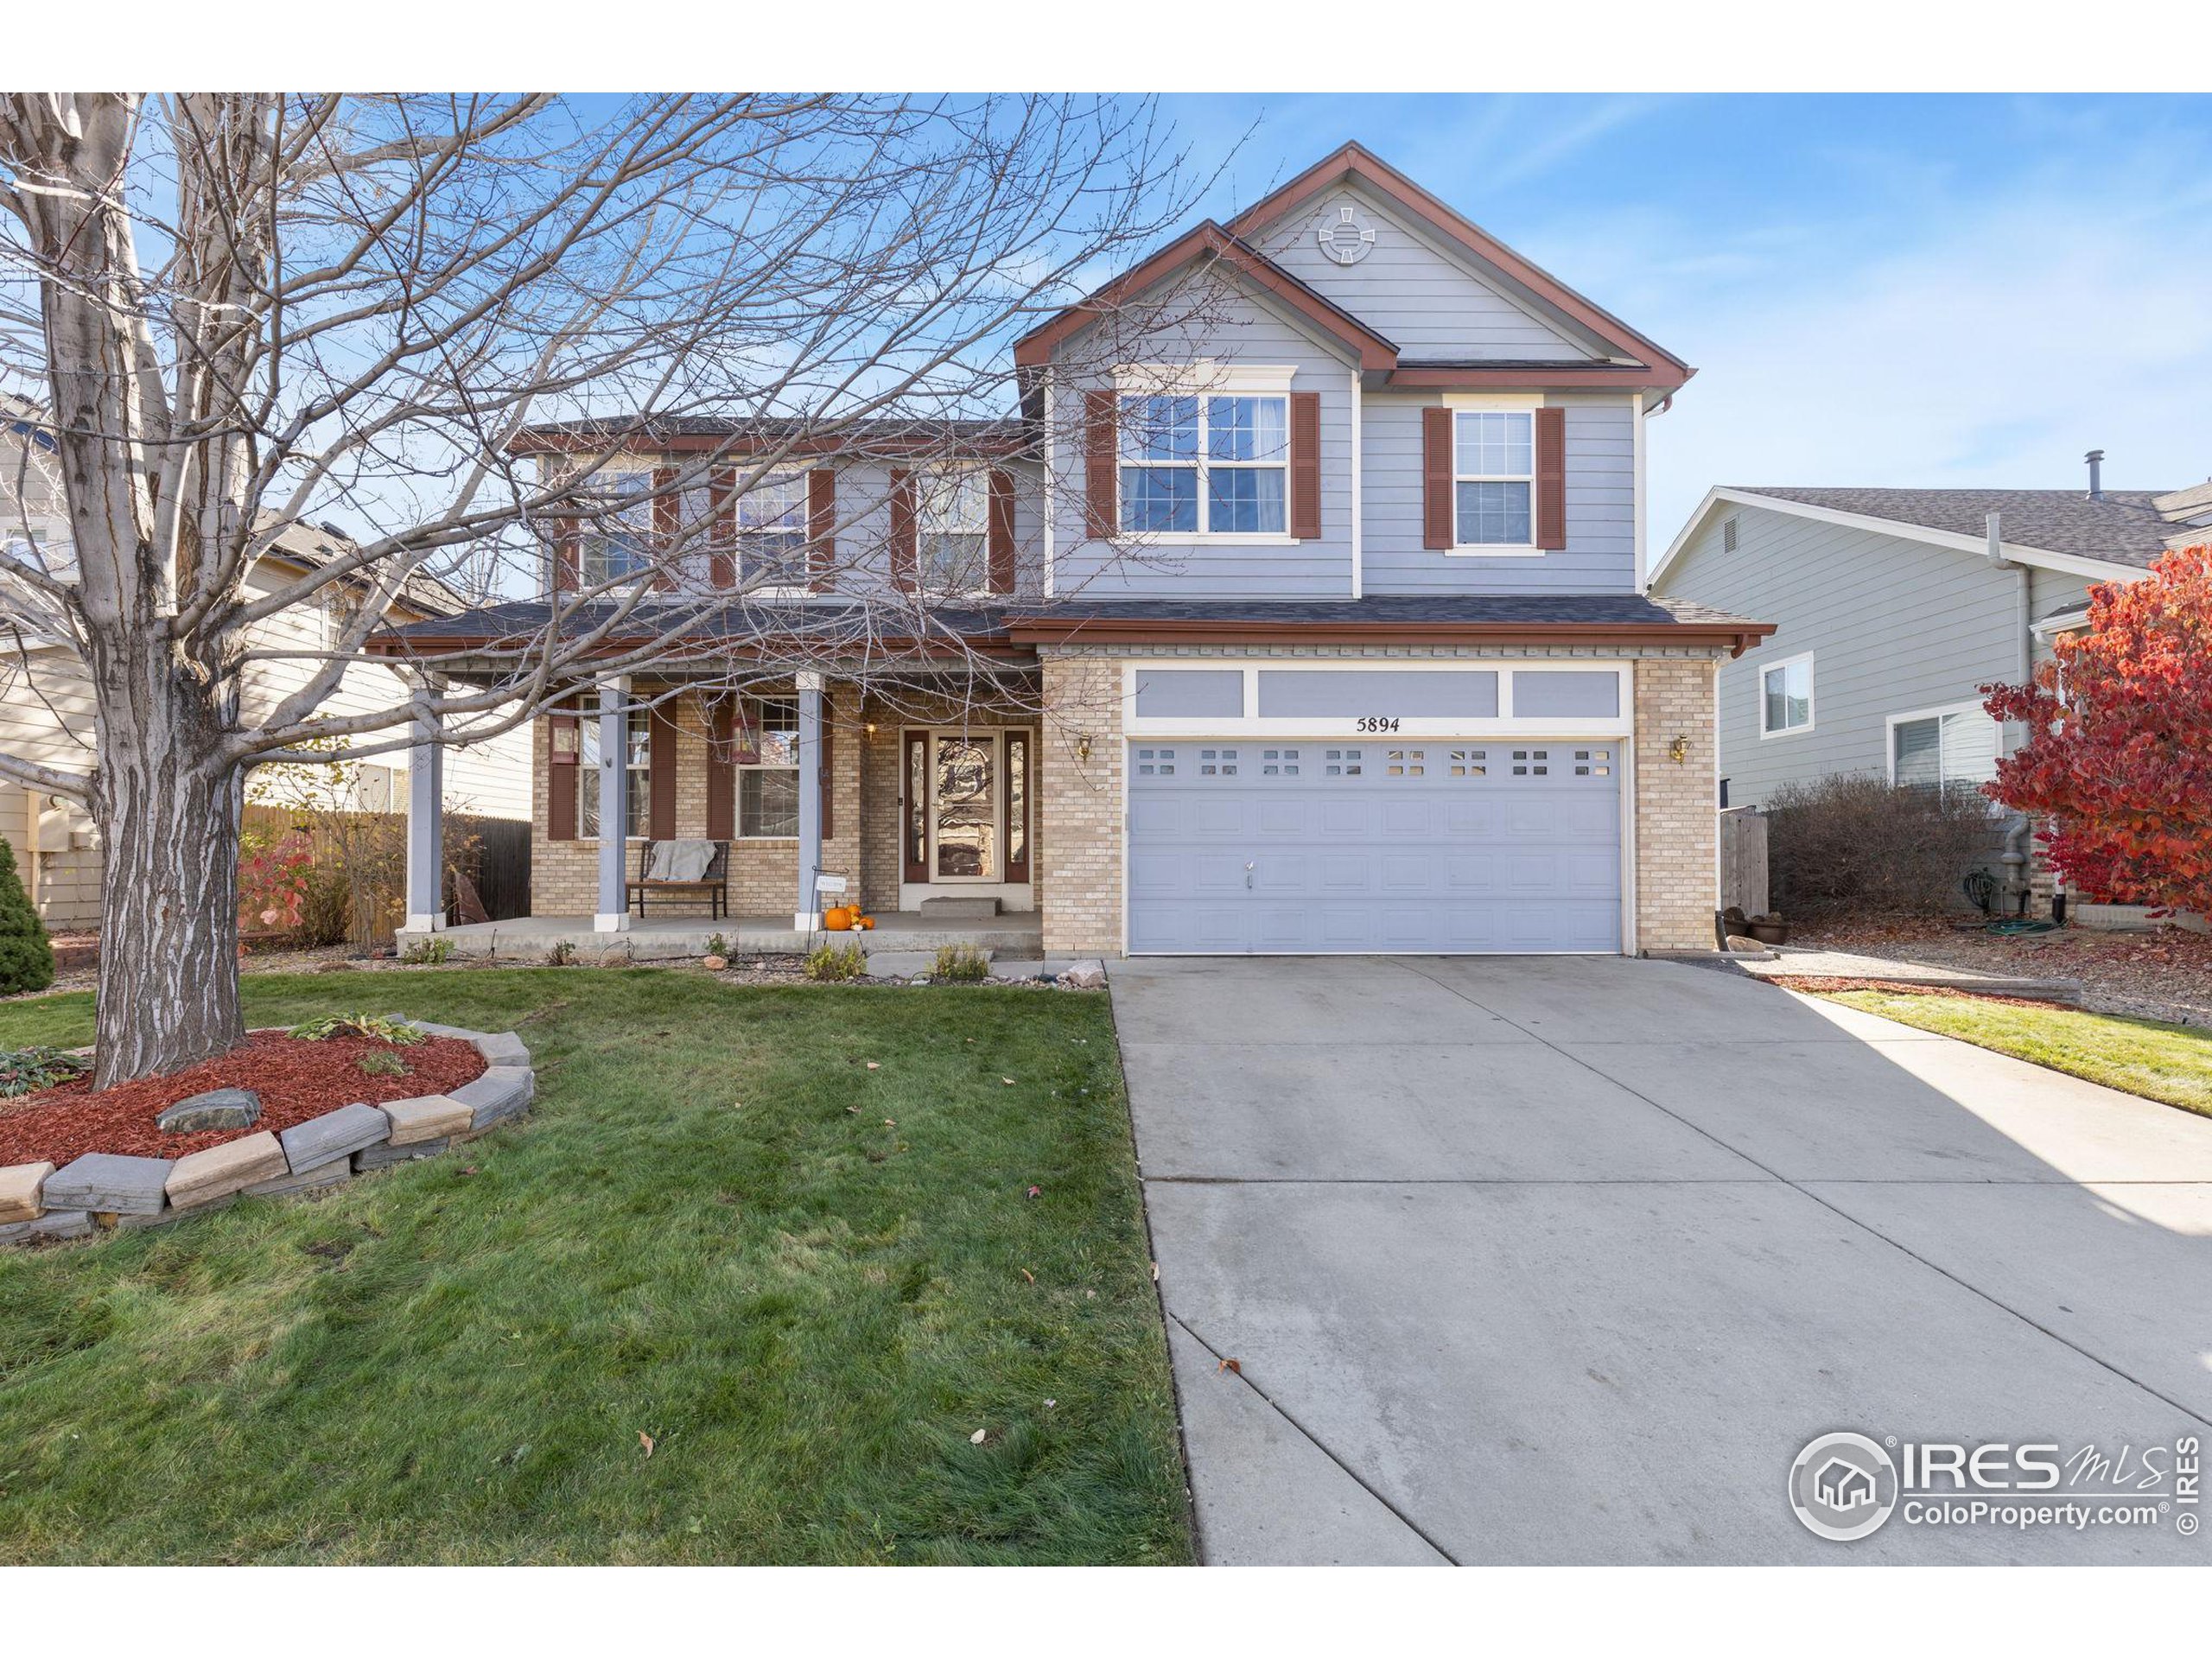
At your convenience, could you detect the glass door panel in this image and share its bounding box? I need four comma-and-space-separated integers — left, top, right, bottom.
932, 734, 997, 880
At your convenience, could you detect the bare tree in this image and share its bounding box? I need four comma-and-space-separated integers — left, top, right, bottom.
0, 92, 1214, 1084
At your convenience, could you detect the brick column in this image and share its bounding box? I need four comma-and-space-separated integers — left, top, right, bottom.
1038, 653, 1123, 957
1633, 657, 1719, 953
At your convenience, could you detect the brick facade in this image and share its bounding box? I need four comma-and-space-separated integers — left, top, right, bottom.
1632, 656, 1721, 952
1036, 654, 1124, 957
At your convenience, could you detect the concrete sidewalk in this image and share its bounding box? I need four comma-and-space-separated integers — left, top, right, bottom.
1110, 955, 2212, 1565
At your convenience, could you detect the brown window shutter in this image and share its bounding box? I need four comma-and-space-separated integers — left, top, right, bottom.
709, 469, 736, 588
1004, 730, 1031, 885
551, 529, 580, 594
704, 699, 734, 840
1084, 389, 1118, 538
547, 714, 579, 840
818, 721, 835, 842
889, 469, 918, 592
808, 467, 836, 593
648, 702, 678, 840
651, 465, 678, 591
1535, 405, 1567, 550
987, 467, 1017, 594
1290, 391, 1322, 541
733, 696, 760, 765
1422, 406, 1453, 550
901, 729, 929, 881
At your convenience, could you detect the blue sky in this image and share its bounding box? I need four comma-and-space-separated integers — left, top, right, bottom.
1152, 93, 2212, 541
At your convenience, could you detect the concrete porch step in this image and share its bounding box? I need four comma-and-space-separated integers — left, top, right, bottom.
917, 896, 1003, 919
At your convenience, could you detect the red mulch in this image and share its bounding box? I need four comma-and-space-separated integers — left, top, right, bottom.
0, 1031, 486, 1167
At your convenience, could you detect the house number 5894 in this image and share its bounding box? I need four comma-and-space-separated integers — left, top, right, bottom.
1354, 716, 1401, 734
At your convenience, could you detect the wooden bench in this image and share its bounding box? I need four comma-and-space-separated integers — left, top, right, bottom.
627, 839, 730, 919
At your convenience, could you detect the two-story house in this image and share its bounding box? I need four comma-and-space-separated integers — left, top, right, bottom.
376, 144, 1770, 958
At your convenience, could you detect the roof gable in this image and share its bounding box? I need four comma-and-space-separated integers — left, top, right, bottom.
1227, 143, 1689, 387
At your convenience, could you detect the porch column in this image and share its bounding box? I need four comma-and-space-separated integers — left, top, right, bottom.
595, 675, 632, 931
403, 692, 445, 933
793, 671, 823, 931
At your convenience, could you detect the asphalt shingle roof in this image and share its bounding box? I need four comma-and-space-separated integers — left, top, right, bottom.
1738, 486, 2181, 569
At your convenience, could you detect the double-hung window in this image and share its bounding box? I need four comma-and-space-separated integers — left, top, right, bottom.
579, 470, 654, 586
578, 709, 652, 840
1120, 393, 1288, 536
739, 696, 800, 837
736, 471, 811, 591
919, 465, 990, 593
1453, 411, 1534, 547
1760, 653, 1815, 737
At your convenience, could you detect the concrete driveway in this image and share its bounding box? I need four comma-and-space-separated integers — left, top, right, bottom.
1109, 956, 2212, 1565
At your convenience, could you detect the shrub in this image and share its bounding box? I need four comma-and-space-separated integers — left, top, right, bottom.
706, 932, 730, 958
546, 939, 576, 967
931, 943, 989, 982
0, 1044, 86, 1097
1764, 772, 2004, 920
0, 836, 54, 995
289, 1012, 428, 1046
400, 936, 456, 965
804, 942, 868, 982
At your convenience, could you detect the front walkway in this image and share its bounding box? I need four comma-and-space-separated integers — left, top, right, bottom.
1111, 955, 2212, 1564
400, 912, 1042, 960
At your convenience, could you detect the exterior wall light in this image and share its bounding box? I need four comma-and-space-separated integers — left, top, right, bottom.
1668, 735, 1689, 764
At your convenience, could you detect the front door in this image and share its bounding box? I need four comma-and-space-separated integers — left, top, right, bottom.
899, 728, 1033, 905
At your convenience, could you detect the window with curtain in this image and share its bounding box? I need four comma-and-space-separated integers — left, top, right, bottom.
1761, 656, 1815, 735
1891, 709, 2000, 792
1119, 394, 1287, 536
578, 709, 652, 840
739, 696, 799, 837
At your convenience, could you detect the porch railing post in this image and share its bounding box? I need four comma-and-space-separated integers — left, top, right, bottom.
404, 690, 446, 932
794, 673, 824, 931
595, 675, 632, 931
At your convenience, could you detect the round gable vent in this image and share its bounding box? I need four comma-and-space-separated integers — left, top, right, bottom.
1316, 202, 1376, 266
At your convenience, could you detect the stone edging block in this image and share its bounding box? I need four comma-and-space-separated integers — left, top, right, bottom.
4, 1024, 534, 1249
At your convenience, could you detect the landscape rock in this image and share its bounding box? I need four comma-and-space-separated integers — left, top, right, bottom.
156, 1086, 262, 1135
355, 1137, 447, 1171
469, 1031, 530, 1067
46, 1151, 175, 1216
450, 1066, 534, 1130
701, 955, 728, 971
1056, 959, 1108, 990
166, 1131, 288, 1210
382, 1095, 473, 1145
278, 1102, 391, 1173
244, 1160, 353, 1200
0, 1159, 56, 1223
0, 1208, 91, 1246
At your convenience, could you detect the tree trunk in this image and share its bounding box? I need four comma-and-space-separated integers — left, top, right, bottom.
87, 633, 245, 1088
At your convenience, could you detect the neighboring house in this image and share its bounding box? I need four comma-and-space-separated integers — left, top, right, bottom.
1653, 460, 2211, 815
1, 404, 533, 927
375, 143, 1773, 957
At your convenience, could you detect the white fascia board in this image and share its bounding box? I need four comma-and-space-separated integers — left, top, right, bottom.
1649, 486, 2150, 589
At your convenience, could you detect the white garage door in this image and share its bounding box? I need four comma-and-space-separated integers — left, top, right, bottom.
1127, 740, 1623, 954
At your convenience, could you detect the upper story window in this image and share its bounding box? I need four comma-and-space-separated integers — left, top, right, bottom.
736, 472, 810, 591
1453, 411, 1534, 546
580, 470, 654, 586
1120, 394, 1287, 537
919, 465, 991, 593
1760, 652, 1814, 737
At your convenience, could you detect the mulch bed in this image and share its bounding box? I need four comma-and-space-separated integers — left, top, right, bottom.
0, 1031, 486, 1167
1764, 975, 2072, 1010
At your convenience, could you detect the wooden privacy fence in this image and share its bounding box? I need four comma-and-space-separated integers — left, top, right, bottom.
241, 804, 531, 942
1719, 806, 1770, 918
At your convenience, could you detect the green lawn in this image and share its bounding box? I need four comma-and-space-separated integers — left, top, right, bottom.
1817, 989, 2212, 1117
0, 970, 1192, 1565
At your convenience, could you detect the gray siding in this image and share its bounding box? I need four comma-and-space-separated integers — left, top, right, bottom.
1243, 183, 1597, 362
1657, 505, 2032, 808
2030, 565, 2096, 664
1360, 392, 1637, 595
1049, 287, 1357, 599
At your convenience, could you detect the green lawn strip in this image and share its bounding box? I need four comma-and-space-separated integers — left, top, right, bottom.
1815, 989, 2212, 1117
0, 970, 1191, 1565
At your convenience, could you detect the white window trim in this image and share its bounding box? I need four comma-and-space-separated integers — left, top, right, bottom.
735, 695, 802, 841
578, 708, 652, 844
732, 467, 817, 600
1446, 400, 1541, 557
1119, 658, 1632, 740
579, 469, 656, 588
1758, 651, 1816, 739
1112, 366, 1298, 545
1884, 700, 1996, 788
915, 461, 997, 599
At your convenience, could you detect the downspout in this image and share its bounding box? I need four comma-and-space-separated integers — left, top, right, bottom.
1986, 511, 2034, 912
